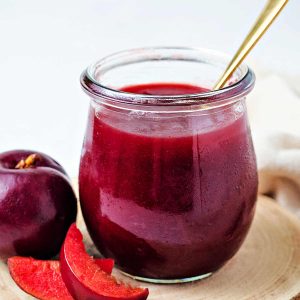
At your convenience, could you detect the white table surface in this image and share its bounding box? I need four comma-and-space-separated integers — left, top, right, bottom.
0, 0, 299, 176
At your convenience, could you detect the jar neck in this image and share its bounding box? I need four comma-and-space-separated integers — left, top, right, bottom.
81, 47, 255, 112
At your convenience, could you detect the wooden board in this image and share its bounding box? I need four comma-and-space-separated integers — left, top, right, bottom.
1, 196, 300, 300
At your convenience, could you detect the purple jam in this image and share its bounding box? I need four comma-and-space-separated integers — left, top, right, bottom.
79, 83, 258, 279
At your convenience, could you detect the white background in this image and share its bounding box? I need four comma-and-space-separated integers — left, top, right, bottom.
0, 0, 299, 176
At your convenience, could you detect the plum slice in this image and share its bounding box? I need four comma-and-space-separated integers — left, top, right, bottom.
60, 224, 149, 300
8, 256, 114, 300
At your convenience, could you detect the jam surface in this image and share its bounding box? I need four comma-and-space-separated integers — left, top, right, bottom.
121, 82, 208, 95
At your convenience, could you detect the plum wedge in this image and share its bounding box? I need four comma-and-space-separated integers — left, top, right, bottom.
60, 224, 149, 300
9, 257, 73, 300
8, 256, 114, 300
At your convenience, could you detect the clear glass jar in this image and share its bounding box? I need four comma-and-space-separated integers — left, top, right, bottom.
79, 47, 258, 283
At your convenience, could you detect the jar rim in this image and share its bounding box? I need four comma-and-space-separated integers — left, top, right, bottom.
80, 47, 255, 108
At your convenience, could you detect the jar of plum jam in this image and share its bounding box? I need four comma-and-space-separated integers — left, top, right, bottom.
79, 47, 258, 283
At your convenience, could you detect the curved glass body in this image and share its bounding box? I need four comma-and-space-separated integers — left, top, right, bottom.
79, 47, 258, 282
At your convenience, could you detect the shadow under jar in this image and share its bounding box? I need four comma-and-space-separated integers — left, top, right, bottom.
79, 47, 258, 283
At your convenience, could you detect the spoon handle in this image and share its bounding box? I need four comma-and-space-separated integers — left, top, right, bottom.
214, 0, 288, 90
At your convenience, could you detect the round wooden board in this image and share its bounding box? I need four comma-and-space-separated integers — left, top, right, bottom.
1, 196, 300, 300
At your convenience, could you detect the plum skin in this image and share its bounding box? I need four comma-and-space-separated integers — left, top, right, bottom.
0, 150, 77, 259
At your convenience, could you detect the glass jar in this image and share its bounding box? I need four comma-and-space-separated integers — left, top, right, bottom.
79, 47, 258, 283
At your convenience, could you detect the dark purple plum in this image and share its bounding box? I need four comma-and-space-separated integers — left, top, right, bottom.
0, 150, 77, 259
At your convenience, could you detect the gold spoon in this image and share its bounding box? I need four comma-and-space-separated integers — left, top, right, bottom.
214, 0, 289, 90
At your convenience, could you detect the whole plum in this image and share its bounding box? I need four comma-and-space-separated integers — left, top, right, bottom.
0, 150, 77, 259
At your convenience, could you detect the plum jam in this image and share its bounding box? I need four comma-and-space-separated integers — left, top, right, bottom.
79, 48, 257, 282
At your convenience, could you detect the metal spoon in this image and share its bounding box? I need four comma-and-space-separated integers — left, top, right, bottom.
214, 0, 289, 90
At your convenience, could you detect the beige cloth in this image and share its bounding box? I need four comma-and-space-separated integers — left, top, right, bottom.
247, 72, 300, 217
